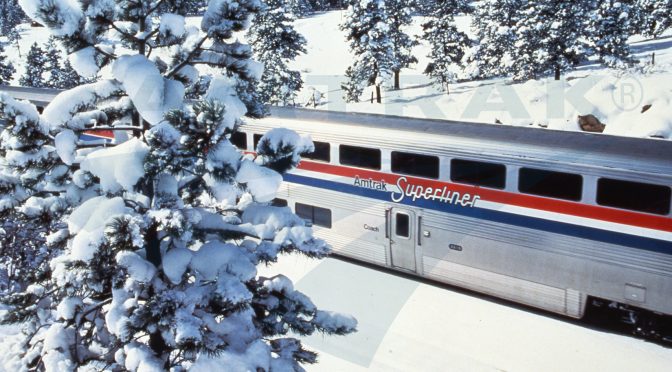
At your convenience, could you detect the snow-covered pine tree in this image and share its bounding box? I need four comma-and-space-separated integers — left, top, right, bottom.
288, 0, 313, 17
0, 93, 67, 294
249, 0, 307, 106
54, 59, 89, 89
511, 1, 592, 81
588, 0, 638, 68
341, 0, 395, 103
422, 0, 470, 93
44, 36, 64, 88
638, 0, 672, 38
19, 42, 48, 88
0, 0, 25, 37
1, 0, 356, 370
468, 0, 524, 79
0, 43, 15, 85
386, 0, 418, 90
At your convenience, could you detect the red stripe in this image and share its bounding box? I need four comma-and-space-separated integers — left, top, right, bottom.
296, 160, 672, 233
83, 130, 115, 139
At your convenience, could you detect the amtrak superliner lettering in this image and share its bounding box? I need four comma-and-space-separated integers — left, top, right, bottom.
392, 176, 481, 207
353, 174, 480, 208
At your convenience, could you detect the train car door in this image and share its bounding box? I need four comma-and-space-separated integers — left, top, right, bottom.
389, 208, 417, 272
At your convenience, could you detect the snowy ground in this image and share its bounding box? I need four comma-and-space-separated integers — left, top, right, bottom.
258, 254, 672, 372
2, 11, 672, 138
291, 11, 672, 139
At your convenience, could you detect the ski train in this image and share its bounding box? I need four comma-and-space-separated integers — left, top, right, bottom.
2, 86, 671, 334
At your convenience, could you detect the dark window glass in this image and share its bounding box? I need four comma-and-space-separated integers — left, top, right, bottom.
253, 134, 263, 150
597, 179, 671, 215
295, 203, 312, 221
303, 141, 331, 162
230, 132, 247, 150
392, 151, 440, 179
295, 203, 332, 228
451, 159, 506, 189
339, 145, 381, 170
395, 213, 410, 238
313, 206, 332, 228
272, 198, 288, 207
519, 168, 583, 201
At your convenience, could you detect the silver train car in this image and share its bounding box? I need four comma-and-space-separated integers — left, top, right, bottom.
3, 87, 671, 334
243, 107, 672, 330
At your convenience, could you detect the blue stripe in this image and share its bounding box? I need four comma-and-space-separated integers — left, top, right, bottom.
284, 173, 672, 255
79, 134, 113, 142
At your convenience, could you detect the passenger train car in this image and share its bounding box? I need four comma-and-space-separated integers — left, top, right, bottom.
242, 107, 672, 332
2, 86, 671, 335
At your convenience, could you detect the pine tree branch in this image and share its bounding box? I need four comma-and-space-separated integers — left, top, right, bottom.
165, 36, 208, 78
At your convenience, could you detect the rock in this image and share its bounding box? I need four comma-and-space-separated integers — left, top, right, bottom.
578, 114, 605, 133
494, 118, 503, 124
641, 104, 652, 113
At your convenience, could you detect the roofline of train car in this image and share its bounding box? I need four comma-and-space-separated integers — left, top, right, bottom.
2, 86, 670, 162
267, 106, 672, 163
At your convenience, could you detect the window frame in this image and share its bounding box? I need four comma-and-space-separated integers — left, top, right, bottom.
391, 151, 440, 180
596, 178, 671, 216
518, 167, 583, 201
450, 158, 507, 189
338, 144, 382, 170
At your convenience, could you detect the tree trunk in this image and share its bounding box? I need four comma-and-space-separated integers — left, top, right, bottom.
394, 70, 400, 90
652, 52, 656, 66
554, 66, 561, 81
375, 85, 382, 103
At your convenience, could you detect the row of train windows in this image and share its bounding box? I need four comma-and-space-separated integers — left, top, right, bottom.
236, 134, 671, 216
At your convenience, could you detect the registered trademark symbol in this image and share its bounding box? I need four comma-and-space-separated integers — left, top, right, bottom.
611, 76, 644, 112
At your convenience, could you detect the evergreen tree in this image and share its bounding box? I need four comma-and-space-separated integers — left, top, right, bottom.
249, 0, 307, 106
288, 0, 314, 16
589, 0, 638, 68
0, 44, 15, 85
386, 0, 418, 90
18, 42, 47, 88
0, 0, 25, 37
340, 0, 395, 103
638, 0, 672, 38
44, 37, 64, 88
511, 1, 592, 81
54, 59, 88, 89
1, 1, 356, 371
467, 0, 524, 79
422, 0, 470, 93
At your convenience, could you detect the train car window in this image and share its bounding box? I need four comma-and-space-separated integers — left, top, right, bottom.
391, 151, 440, 179
313, 206, 332, 228
230, 132, 247, 150
295, 203, 312, 222
519, 168, 583, 201
597, 178, 671, 215
303, 141, 331, 162
295, 203, 332, 228
271, 198, 288, 207
450, 159, 506, 189
339, 145, 381, 170
253, 134, 263, 150
395, 213, 410, 238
